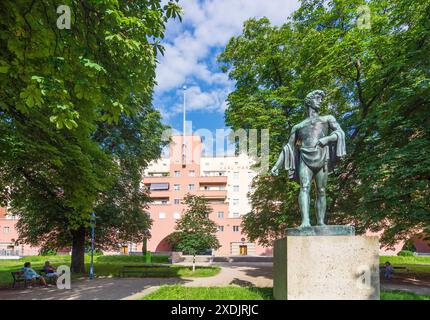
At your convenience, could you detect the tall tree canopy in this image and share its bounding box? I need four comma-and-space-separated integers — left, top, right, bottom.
0, 0, 181, 272
218, 0, 430, 247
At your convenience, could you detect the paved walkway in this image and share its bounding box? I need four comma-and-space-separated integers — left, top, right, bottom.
380, 274, 430, 296
0, 277, 188, 300
0, 262, 427, 300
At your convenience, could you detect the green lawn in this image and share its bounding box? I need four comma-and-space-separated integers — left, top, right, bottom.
380, 255, 430, 274
142, 286, 430, 300
142, 285, 273, 300
380, 255, 430, 266
0, 255, 220, 288
381, 290, 430, 300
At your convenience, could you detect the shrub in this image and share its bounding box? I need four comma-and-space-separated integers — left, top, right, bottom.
39, 248, 57, 256
398, 250, 414, 257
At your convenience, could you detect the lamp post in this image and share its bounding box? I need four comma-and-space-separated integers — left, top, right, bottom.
89, 212, 96, 280
182, 85, 187, 166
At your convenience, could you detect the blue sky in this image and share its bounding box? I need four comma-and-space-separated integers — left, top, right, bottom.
153, 0, 300, 140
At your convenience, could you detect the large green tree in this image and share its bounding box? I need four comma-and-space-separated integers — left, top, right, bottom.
219, 0, 430, 248
0, 0, 181, 272
168, 194, 220, 272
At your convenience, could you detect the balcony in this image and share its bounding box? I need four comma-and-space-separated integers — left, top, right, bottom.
0, 249, 20, 258
196, 189, 227, 199
198, 176, 227, 184
207, 198, 228, 205
148, 190, 171, 198
150, 197, 170, 206
143, 176, 170, 184
201, 171, 227, 177
143, 183, 170, 195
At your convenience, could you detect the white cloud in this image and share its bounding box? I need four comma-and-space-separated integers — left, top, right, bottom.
171, 85, 230, 114
155, 0, 300, 117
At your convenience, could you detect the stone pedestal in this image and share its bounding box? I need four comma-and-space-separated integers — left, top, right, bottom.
286, 225, 355, 236
273, 236, 380, 300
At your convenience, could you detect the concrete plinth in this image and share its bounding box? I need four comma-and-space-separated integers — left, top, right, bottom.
286, 225, 355, 236
273, 236, 380, 300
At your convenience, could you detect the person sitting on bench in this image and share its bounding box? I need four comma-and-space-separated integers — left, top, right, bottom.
43, 261, 59, 281
384, 261, 394, 279
21, 262, 48, 288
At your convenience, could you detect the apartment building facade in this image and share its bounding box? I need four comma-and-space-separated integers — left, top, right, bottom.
142, 135, 270, 256
0, 207, 39, 257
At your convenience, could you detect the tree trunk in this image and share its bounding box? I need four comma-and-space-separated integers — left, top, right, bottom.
71, 226, 86, 274
192, 255, 196, 272
142, 237, 147, 255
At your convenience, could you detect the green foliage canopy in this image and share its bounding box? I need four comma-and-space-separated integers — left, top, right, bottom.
219, 0, 430, 247
0, 0, 182, 270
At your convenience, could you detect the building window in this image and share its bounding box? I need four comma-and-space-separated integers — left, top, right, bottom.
234, 161, 238, 165
233, 226, 240, 232
232, 212, 240, 218
174, 171, 180, 177
174, 199, 180, 205
173, 212, 180, 220
188, 170, 195, 177
161, 199, 168, 205
3, 226, 10, 234
159, 212, 166, 219
233, 185, 239, 192
233, 171, 239, 179
218, 226, 224, 232
188, 184, 195, 191
232, 199, 239, 206
217, 211, 224, 219
174, 184, 180, 191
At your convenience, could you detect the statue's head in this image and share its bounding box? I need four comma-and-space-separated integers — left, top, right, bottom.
304, 90, 325, 111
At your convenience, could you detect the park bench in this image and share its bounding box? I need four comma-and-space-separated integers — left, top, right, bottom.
379, 265, 409, 273
11, 269, 56, 288
119, 264, 171, 278
11, 271, 28, 288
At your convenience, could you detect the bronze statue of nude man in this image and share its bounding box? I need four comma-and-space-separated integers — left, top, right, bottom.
271, 90, 346, 228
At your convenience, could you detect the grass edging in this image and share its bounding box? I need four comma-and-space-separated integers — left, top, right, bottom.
141, 285, 430, 300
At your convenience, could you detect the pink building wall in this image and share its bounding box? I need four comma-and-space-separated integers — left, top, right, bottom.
413, 238, 430, 253
0, 208, 39, 256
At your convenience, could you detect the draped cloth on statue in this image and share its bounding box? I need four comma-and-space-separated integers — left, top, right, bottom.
281, 130, 346, 180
